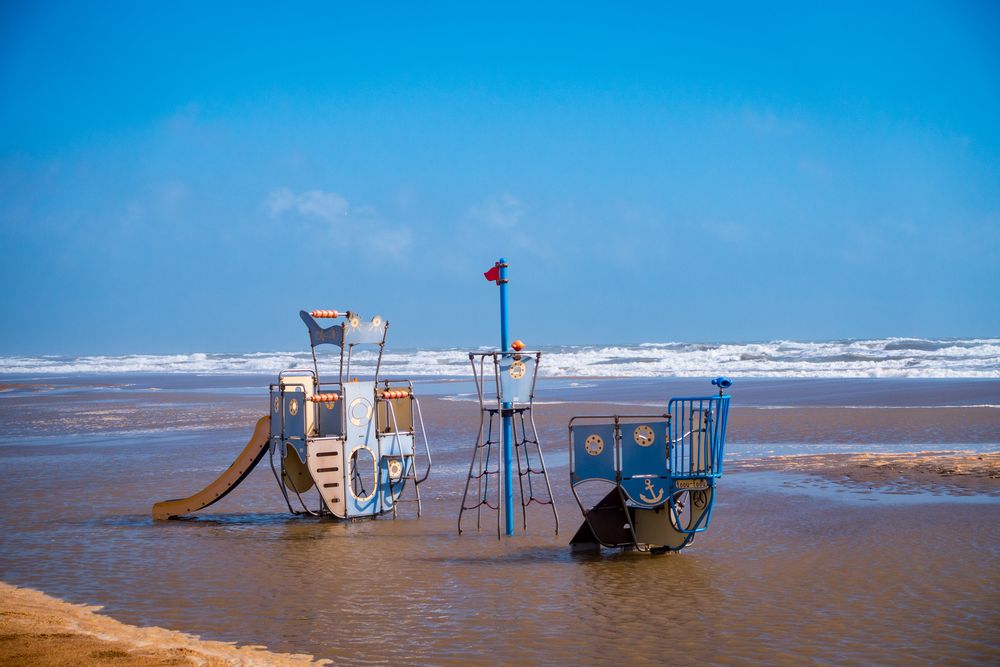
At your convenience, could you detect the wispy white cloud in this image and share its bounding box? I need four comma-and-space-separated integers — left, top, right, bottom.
265, 187, 411, 257
370, 227, 413, 258
267, 187, 349, 221
470, 193, 523, 229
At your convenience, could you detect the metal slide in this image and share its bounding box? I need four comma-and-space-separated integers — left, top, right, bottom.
152, 416, 271, 520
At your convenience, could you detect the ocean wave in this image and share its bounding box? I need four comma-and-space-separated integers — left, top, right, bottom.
1, 337, 997, 378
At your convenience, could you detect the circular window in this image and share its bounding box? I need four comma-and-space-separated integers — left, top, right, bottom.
348, 397, 373, 427
633, 425, 654, 447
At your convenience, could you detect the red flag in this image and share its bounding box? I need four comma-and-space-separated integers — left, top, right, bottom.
483, 264, 500, 283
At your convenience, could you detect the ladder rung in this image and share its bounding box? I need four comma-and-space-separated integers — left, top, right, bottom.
461, 502, 499, 511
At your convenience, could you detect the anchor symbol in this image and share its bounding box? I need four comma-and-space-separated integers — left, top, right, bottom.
639, 478, 665, 504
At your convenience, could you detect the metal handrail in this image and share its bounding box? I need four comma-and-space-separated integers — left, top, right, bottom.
412, 397, 433, 484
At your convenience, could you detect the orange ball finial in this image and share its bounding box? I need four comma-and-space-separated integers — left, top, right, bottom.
511, 339, 525, 351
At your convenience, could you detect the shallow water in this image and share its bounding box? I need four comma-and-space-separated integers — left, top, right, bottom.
1, 376, 998, 664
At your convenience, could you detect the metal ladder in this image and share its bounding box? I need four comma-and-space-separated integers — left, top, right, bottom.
459, 407, 504, 537
383, 392, 432, 518
510, 406, 559, 534
458, 351, 559, 538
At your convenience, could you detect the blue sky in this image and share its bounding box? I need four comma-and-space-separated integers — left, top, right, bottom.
1, 2, 998, 354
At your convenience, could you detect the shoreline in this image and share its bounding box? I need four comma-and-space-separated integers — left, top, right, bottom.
0, 581, 327, 666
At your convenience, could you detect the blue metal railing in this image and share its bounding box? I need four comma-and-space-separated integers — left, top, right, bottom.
667, 395, 730, 479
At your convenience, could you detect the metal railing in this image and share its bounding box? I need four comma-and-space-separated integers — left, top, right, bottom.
667, 395, 730, 479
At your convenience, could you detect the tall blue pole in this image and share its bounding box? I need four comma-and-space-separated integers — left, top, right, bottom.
498, 258, 515, 536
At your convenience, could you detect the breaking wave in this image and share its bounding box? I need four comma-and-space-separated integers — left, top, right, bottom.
1, 338, 997, 378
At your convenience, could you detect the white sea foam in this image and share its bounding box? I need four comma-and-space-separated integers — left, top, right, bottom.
1, 337, 997, 378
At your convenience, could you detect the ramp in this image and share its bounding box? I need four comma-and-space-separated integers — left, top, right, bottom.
152, 416, 271, 520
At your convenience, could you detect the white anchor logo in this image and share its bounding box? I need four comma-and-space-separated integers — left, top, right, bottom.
638, 478, 664, 504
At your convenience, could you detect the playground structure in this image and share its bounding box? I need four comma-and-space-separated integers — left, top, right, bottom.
458, 349, 559, 538
567, 377, 732, 553
457, 259, 559, 538
152, 309, 431, 520
151, 260, 731, 555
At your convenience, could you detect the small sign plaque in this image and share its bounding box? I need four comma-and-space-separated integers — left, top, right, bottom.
675, 479, 709, 490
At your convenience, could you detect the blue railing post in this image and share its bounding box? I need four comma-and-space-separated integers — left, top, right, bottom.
498, 258, 515, 535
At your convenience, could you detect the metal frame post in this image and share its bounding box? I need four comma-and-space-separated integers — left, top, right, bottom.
498, 258, 515, 535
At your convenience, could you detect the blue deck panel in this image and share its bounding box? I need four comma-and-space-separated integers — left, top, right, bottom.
620, 420, 669, 477
570, 423, 616, 484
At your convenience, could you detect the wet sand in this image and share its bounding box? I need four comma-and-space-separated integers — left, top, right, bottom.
1, 375, 998, 664
0, 581, 326, 666
734, 451, 1000, 495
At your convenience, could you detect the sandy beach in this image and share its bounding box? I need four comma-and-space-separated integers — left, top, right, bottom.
1, 375, 998, 664
0, 582, 326, 666
733, 450, 1000, 495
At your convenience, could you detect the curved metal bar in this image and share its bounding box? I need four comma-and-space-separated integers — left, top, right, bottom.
667, 487, 715, 536
288, 469, 322, 516
268, 444, 320, 516
412, 396, 433, 483
269, 444, 299, 515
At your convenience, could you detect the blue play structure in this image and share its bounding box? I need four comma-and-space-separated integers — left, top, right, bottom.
268, 309, 433, 519
153, 307, 431, 521
568, 377, 732, 553
154, 257, 728, 557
